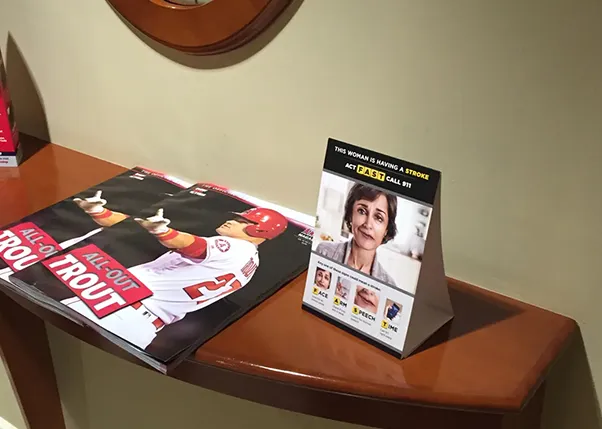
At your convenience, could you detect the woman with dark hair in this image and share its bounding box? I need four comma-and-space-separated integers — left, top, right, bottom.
316, 183, 398, 286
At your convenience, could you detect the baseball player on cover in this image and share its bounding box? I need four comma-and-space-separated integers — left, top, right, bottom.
64, 191, 288, 349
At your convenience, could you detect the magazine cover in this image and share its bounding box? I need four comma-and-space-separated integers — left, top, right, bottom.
10, 183, 314, 372
302, 138, 443, 357
0, 167, 191, 282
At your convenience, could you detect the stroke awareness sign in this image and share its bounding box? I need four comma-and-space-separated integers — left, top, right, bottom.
42, 244, 151, 318
302, 138, 454, 358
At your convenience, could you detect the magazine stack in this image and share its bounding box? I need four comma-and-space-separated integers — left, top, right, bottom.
0, 167, 313, 373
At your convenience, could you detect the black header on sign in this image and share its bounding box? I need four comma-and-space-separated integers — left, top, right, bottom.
322, 138, 440, 205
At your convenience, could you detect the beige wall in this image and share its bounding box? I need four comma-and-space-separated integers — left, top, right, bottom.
0, 359, 25, 429
1, 1, 601, 428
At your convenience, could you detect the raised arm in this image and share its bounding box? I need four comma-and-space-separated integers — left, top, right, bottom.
73, 191, 128, 227
135, 209, 207, 259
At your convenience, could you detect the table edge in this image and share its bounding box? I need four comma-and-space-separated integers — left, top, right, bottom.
0, 138, 579, 415
185, 277, 577, 412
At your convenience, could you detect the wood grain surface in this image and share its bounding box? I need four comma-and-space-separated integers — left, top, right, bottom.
0, 135, 577, 429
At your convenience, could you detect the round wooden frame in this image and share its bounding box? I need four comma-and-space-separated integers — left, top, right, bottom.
106, 0, 294, 55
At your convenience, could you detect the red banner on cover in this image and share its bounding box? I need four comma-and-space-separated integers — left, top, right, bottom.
42, 244, 152, 318
0, 222, 60, 271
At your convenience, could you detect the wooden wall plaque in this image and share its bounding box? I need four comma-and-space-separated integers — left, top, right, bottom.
106, 0, 295, 55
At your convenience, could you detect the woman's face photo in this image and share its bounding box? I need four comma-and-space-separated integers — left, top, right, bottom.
354, 286, 380, 313
314, 268, 331, 290
350, 194, 389, 251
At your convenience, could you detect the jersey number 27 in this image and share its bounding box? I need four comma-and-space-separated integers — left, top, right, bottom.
184, 273, 242, 302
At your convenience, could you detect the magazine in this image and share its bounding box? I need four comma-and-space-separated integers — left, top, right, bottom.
0, 167, 191, 318
0, 166, 190, 274
8, 182, 314, 372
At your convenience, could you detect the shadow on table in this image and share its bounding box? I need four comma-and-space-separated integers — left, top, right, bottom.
541, 327, 602, 429
413, 284, 521, 354
5, 33, 50, 163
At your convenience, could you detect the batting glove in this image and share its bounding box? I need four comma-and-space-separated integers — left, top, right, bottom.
73, 190, 107, 214
134, 208, 171, 235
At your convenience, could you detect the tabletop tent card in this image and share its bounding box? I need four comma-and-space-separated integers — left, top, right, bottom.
302, 138, 453, 357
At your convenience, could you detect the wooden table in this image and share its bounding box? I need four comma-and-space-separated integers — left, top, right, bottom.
0, 135, 577, 429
